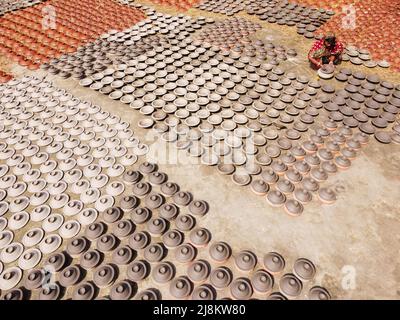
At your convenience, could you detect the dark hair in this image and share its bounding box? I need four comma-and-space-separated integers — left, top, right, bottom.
325, 35, 336, 48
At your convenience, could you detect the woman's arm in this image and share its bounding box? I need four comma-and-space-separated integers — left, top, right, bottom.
308, 39, 324, 68
308, 51, 322, 68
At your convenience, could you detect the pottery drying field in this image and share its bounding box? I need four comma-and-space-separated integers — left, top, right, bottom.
0, 0, 399, 300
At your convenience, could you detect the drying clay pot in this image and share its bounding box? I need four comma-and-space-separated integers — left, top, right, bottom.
106, 182, 125, 196
310, 168, 328, 182
159, 203, 179, 221
251, 269, 274, 294
66, 237, 89, 257
139, 162, 157, 175
129, 231, 150, 250
261, 169, 279, 184
112, 246, 134, 265
149, 172, 168, 185
127, 260, 149, 282
131, 207, 152, 225
189, 228, 211, 247
152, 262, 175, 283
308, 286, 331, 300
72, 282, 96, 300
374, 131, 392, 144
145, 193, 165, 210
39, 234, 62, 254
85, 222, 106, 240
59, 220, 81, 239
276, 179, 295, 194
279, 273, 303, 298
136, 289, 160, 300
175, 243, 197, 264
176, 214, 196, 232
284, 200, 304, 217
266, 190, 286, 207
264, 252, 285, 274
96, 234, 118, 252
160, 182, 180, 196
232, 173, 251, 186
43, 252, 67, 272
93, 264, 116, 288
267, 292, 288, 300
2, 287, 25, 300
318, 64, 334, 79
293, 188, 313, 204
80, 250, 102, 269
301, 177, 320, 192
170, 276, 193, 299
321, 161, 338, 174
162, 230, 184, 249
102, 207, 123, 223
250, 179, 270, 195
187, 260, 210, 282
230, 277, 253, 300
1, 243, 24, 264
123, 170, 142, 185
39, 284, 61, 300
173, 191, 193, 207
192, 285, 216, 300
271, 160, 288, 175
317, 148, 334, 161
217, 164, 236, 175
146, 218, 168, 236
0, 266, 23, 291
210, 266, 233, 289
132, 182, 152, 198
59, 265, 82, 287
8, 212, 29, 231
305, 154, 321, 167
113, 220, 135, 238
318, 188, 337, 204
110, 281, 134, 300
188, 200, 209, 216
18, 248, 42, 270
209, 241, 232, 263
235, 250, 257, 272
144, 243, 166, 263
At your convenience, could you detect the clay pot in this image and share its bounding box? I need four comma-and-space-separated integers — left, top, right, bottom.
279, 273, 303, 298
170, 276, 193, 299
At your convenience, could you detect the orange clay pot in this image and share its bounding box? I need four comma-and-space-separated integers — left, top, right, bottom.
0, 0, 146, 70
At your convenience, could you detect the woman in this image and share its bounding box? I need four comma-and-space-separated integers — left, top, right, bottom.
308, 33, 344, 69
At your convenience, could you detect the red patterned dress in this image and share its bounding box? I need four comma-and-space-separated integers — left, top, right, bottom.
308, 38, 344, 69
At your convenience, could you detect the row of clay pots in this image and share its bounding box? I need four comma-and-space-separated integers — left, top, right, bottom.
1, 2, 145, 37
0, 0, 146, 70
10, 0, 145, 22
290, 0, 356, 10
144, 0, 201, 11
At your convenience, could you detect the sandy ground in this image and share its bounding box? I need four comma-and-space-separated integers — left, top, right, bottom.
1, 0, 399, 299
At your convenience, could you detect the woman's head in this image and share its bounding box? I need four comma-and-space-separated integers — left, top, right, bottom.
324, 33, 336, 49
